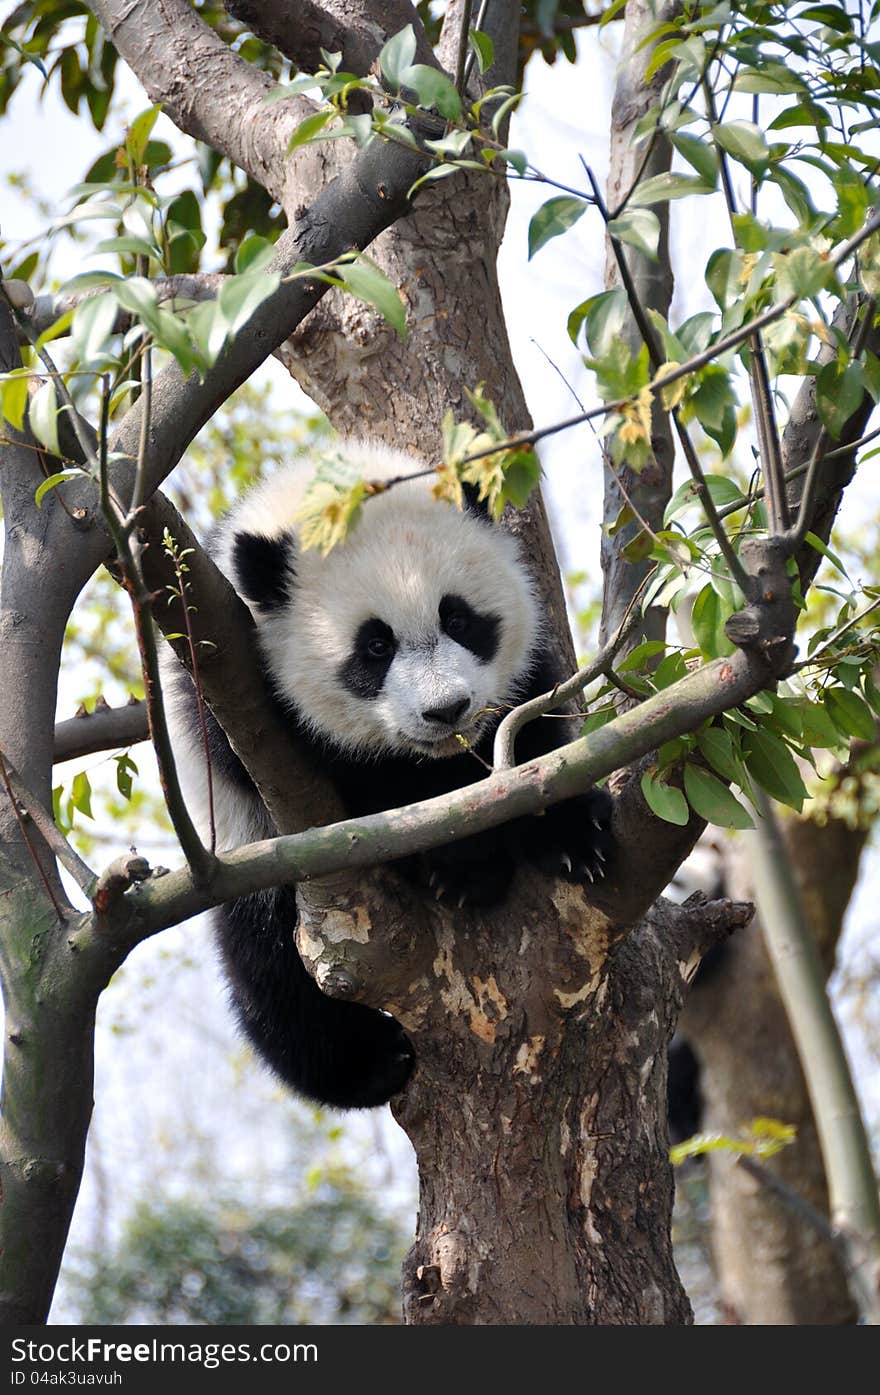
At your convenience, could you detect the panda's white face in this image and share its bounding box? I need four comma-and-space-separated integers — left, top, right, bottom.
218, 446, 541, 761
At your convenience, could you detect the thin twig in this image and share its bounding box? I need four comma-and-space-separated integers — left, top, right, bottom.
164, 534, 217, 854
703, 77, 790, 535
493, 603, 643, 769
126, 339, 152, 526
0, 747, 69, 920
786, 294, 878, 552
97, 379, 217, 887
462, 0, 491, 91
0, 283, 99, 475
736, 1155, 839, 1248
454, 0, 474, 97
0, 748, 96, 896
585, 163, 751, 593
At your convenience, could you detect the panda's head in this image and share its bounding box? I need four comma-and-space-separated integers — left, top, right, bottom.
217, 445, 540, 759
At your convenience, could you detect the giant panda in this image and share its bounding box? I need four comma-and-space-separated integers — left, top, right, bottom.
164, 439, 613, 1110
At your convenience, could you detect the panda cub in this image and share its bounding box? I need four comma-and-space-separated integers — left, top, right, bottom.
166, 439, 613, 1110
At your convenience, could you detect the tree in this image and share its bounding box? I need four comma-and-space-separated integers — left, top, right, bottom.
1, 0, 880, 1326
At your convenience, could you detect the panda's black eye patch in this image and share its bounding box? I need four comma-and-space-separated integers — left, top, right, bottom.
439, 594, 500, 662
339, 619, 396, 701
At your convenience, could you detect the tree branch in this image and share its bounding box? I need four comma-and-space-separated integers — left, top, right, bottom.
225, 0, 436, 76
87, 0, 314, 209
54, 700, 149, 763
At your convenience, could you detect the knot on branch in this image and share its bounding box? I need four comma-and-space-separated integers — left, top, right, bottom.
664, 890, 754, 968
723, 536, 797, 678
93, 852, 154, 918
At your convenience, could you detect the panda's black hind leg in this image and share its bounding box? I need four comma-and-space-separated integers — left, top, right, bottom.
216, 890, 415, 1109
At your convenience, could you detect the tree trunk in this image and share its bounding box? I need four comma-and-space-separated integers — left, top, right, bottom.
679, 817, 864, 1325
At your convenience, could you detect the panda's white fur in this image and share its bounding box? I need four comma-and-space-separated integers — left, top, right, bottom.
163, 438, 612, 1110
211, 439, 540, 761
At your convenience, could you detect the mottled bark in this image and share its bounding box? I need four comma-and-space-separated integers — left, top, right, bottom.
599, 0, 677, 651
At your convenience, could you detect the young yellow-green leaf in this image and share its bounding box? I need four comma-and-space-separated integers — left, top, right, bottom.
288, 108, 336, 152
683, 763, 754, 829
641, 770, 690, 826
35, 469, 84, 509
0, 371, 30, 431
527, 196, 587, 260
126, 105, 162, 166
71, 769, 94, 819
335, 261, 407, 339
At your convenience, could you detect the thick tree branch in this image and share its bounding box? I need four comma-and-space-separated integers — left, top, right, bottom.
225, 0, 436, 76
54, 700, 149, 763
87, 0, 314, 208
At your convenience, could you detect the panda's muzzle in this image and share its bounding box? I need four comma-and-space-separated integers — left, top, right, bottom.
421, 696, 469, 727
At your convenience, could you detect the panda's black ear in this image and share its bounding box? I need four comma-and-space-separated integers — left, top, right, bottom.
462, 481, 492, 523
231, 529, 295, 610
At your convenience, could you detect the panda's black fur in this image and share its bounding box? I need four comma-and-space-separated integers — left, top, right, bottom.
165, 441, 614, 1110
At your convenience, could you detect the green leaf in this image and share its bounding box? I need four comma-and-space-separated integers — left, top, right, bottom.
0, 371, 30, 431
824, 687, 877, 741
641, 771, 690, 826
527, 196, 587, 260
816, 361, 864, 439
29, 379, 61, 456
234, 235, 275, 274
288, 108, 335, 152
742, 729, 809, 810
691, 583, 736, 659
713, 120, 769, 168
34, 470, 83, 508
799, 699, 846, 750
629, 172, 714, 206
664, 473, 746, 523
402, 63, 462, 120
335, 260, 407, 339
697, 727, 742, 785
670, 131, 719, 186
126, 105, 162, 166
93, 234, 160, 262
218, 269, 282, 340
379, 25, 417, 88
72, 292, 118, 364
607, 207, 660, 261
71, 770, 94, 820
683, 763, 754, 829
468, 28, 494, 74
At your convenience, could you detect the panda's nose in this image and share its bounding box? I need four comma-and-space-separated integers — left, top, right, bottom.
422, 697, 469, 727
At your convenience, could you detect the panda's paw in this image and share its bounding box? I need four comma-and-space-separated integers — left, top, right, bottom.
523, 787, 613, 887
421, 841, 515, 909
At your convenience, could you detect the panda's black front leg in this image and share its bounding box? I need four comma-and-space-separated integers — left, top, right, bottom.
510, 700, 615, 888
418, 826, 517, 908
